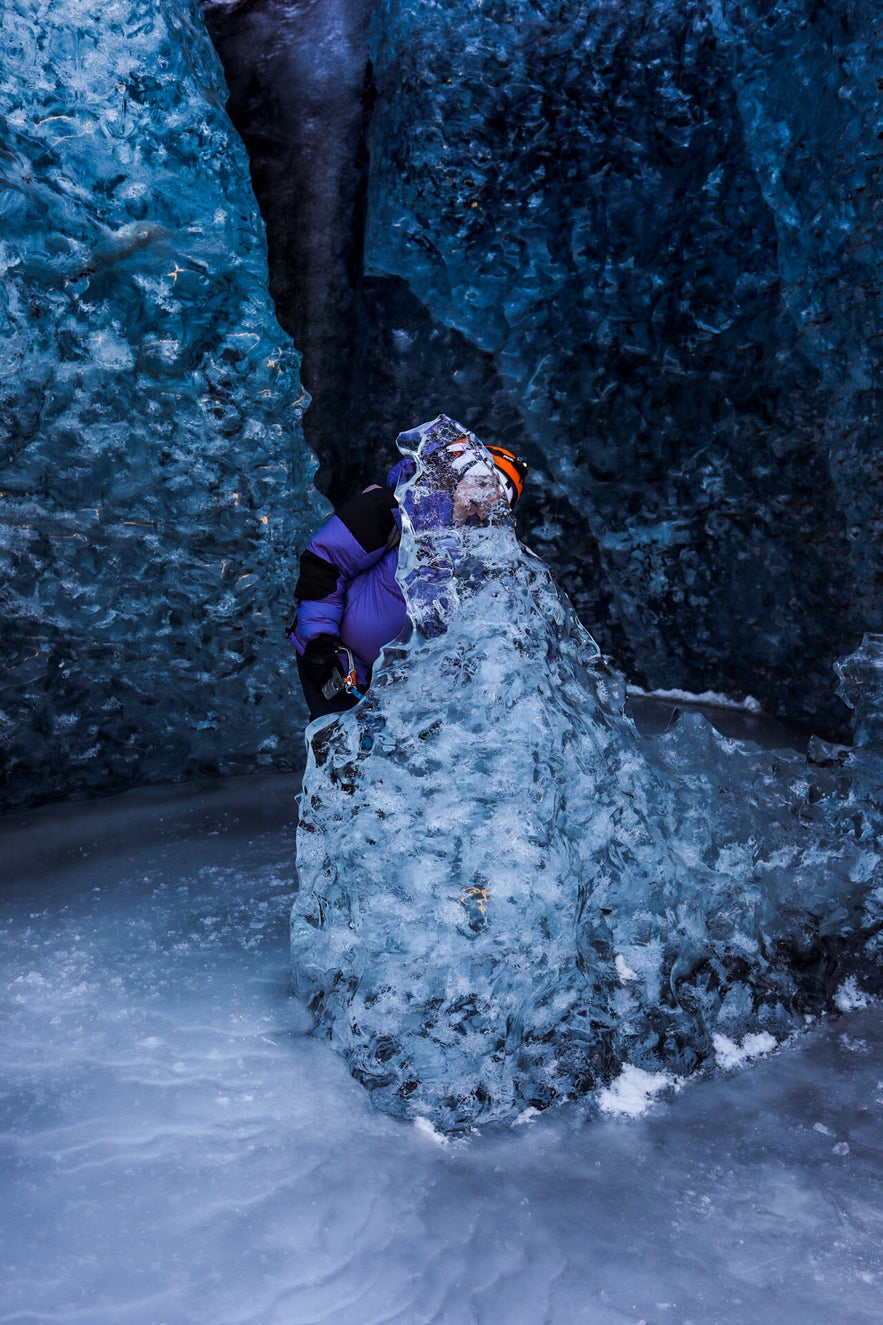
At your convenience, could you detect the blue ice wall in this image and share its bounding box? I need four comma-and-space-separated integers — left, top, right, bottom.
0, 0, 323, 809
363, 0, 883, 727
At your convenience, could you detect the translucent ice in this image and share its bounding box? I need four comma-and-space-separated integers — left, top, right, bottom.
835, 633, 883, 749
292, 419, 883, 1131
0, 0, 322, 809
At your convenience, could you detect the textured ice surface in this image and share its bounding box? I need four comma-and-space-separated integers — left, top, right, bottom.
357, 0, 883, 727
0, 0, 321, 809
836, 633, 883, 749
2, 776, 882, 1324
292, 425, 882, 1130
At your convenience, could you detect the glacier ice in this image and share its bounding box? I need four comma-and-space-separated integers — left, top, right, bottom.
292, 421, 883, 1131
0, 0, 322, 809
350, 0, 883, 728
835, 632, 883, 750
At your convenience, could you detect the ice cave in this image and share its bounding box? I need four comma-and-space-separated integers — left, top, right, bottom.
1, 1, 881, 1321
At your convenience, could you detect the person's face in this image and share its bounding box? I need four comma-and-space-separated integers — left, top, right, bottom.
452, 465, 505, 525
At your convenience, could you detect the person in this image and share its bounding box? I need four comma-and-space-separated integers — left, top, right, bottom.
289, 416, 528, 720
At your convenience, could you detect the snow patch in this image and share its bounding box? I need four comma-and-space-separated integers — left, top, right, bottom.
712, 1031, 778, 1070
627, 685, 763, 713
513, 1107, 541, 1126
834, 976, 869, 1012
597, 1065, 679, 1118
413, 1116, 449, 1146
615, 954, 640, 983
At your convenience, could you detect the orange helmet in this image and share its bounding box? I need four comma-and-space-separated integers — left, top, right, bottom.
485, 444, 528, 506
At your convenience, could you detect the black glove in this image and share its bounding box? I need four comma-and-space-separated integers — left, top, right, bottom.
301, 634, 347, 688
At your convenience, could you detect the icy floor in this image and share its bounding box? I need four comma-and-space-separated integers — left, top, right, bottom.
1, 771, 881, 1325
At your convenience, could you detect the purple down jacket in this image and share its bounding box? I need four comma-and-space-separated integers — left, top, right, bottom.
290, 415, 510, 691
289, 475, 409, 689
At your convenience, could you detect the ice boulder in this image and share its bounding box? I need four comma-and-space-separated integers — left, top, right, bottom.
292, 418, 882, 1130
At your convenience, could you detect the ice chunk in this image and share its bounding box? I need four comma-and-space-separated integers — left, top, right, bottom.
292, 419, 883, 1131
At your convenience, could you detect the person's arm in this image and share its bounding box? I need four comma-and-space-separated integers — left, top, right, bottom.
291, 485, 400, 663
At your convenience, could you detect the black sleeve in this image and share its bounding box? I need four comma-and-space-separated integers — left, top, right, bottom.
294, 548, 340, 602
335, 485, 399, 553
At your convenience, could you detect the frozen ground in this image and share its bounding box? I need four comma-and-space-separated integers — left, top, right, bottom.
1, 769, 881, 1324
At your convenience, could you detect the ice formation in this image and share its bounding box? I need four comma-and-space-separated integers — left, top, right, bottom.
292, 419, 882, 1131
0, 0, 321, 809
